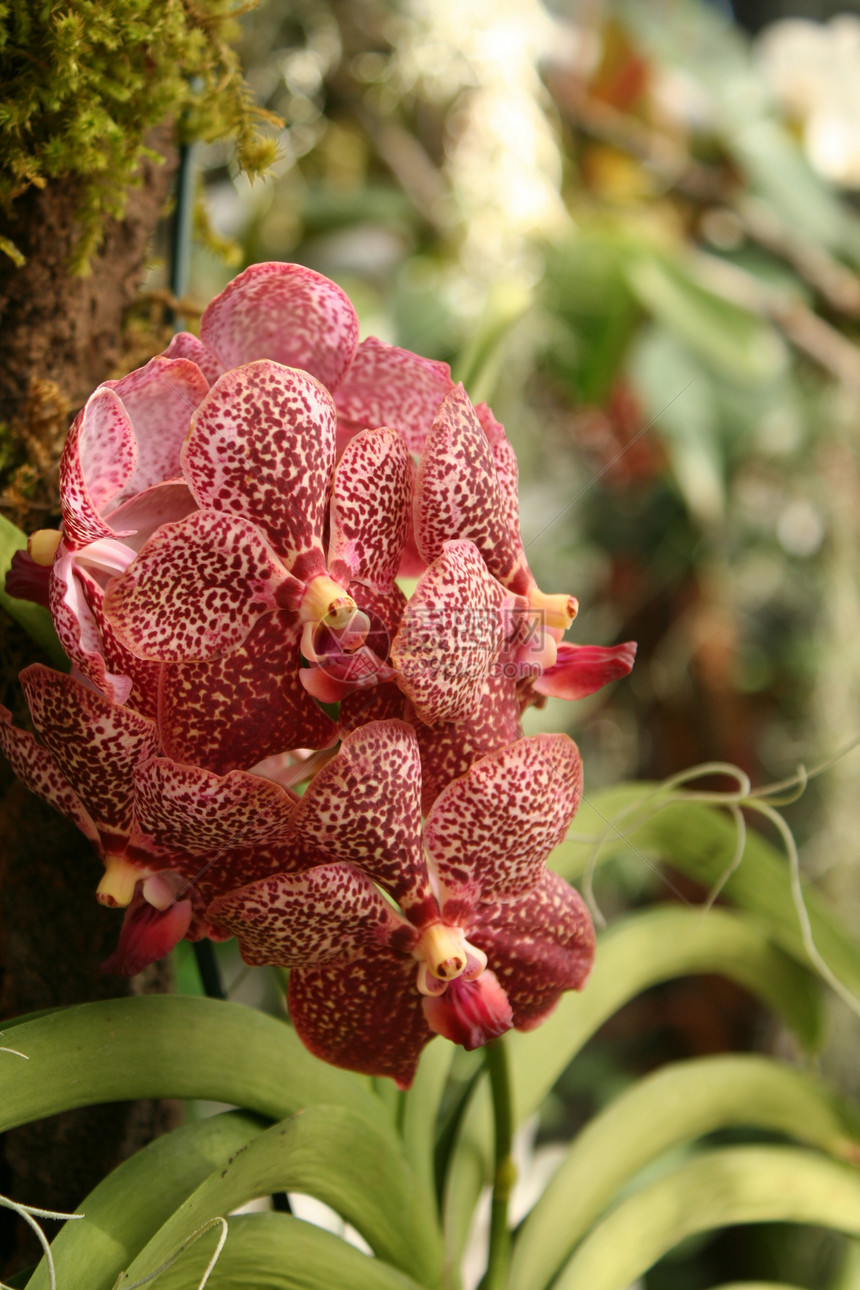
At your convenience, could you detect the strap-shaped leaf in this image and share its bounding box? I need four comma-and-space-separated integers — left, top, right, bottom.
0, 996, 389, 1138
25, 1111, 265, 1290
550, 788, 860, 1003
553, 1146, 860, 1290
116, 1106, 443, 1289
509, 1054, 860, 1290
442, 906, 824, 1266
125, 1211, 426, 1290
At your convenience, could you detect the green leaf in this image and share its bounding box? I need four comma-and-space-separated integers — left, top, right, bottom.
0, 513, 67, 668
26, 1111, 266, 1290
0, 996, 388, 1137
625, 252, 785, 386
509, 1054, 860, 1290
401, 1037, 454, 1203
551, 788, 860, 1007
509, 905, 823, 1124
126, 1211, 426, 1290
553, 1146, 860, 1290
116, 1106, 443, 1289
442, 906, 822, 1266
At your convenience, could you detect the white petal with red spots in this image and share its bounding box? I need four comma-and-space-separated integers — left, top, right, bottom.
328, 428, 412, 590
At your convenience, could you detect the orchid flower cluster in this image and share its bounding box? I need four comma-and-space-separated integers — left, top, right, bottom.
1, 262, 635, 1086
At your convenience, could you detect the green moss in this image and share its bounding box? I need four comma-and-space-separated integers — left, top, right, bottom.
0, 0, 280, 269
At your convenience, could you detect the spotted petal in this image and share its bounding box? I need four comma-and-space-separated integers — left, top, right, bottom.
289, 945, 432, 1088
208, 863, 412, 967
51, 551, 135, 706
104, 510, 295, 662
475, 402, 530, 595
328, 428, 412, 590
425, 734, 583, 922
469, 871, 595, 1029
59, 388, 137, 548
334, 336, 454, 455
157, 613, 336, 773
0, 707, 100, 846
415, 384, 528, 590
391, 540, 511, 725
162, 331, 224, 385
181, 360, 335, 569
411, 670, 523, 813
19, 664, 159, 846
287, 720, 434, 923
104, 356, 209, 504
199, 261, 359, 391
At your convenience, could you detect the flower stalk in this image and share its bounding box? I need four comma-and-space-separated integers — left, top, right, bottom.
479, 1036, 516, 1290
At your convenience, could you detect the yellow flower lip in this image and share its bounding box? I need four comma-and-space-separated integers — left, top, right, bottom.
96, 854, 142, 908
28, 529, 63, 567
417, 923, 468, 981
299, 573, 360, 631
528, 587, 579, 633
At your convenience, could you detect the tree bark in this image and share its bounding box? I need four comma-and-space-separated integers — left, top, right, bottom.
0, 126, 181, 1279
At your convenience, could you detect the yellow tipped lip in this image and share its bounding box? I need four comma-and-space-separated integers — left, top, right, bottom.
28, 529, 63, 567
528, 588, 579, 632
96, 855, 143, 908
299, 573, 359, 629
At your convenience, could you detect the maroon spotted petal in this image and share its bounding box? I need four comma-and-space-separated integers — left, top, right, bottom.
0, 707, 100, 845
104, 510, 294, 663
104, 357, 209, 504
411, 670, 524, 813
199, 262, 359, 391
51, 552, 135, 707
133, 756, 295, 855
468, 871, 595, 1030
391, 540, 511, 725
425, 734, 583, 922
157, 613, 336, 774
287, 720, 435, 923
181, 360, 336, 568
328, 428, 412, 590
289, 944, 433, 1088
162, 331, 224, 385
475, 402, 531, 596
59, 388, 137, 549
208, 862, 412, 967
415, 385, 530, 591
334, 336, 454, 456
20, 665, 158, 846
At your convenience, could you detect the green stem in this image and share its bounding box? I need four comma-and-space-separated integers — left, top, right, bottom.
479, 1037, 516, 1290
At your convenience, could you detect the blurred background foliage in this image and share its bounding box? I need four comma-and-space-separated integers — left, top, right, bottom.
53, 0, 860, 1283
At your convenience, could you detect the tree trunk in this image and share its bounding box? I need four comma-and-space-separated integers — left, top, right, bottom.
0, 126, 182, 1280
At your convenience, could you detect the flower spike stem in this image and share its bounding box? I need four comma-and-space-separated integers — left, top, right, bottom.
478, 1037, 515, 1290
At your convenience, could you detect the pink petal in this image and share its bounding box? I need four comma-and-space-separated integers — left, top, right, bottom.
0, 706, 100, 845
162, 331, 224, 385
532, 641, 638, 700
208, 863, 412, 967
410, 670, 524, 814
328, 428, 412, 590
181, 360, 335, 569
414, 385, 528, 590
289, 945, 433, 1087
475, 402, 530, 595
200, 262, 359, 391
59, 388, 137, 548
422, 970, 513, 1050
469, 871, 595, 1029
334, 336, 454, 456
425, 733, 583, 921
391, 540, 511, 725
157, 613, 336, 773
51, 551, 164, 715
104, 357, 209, 502
104, 510, 294, 663
103, 480, 199, 550
101, 894, 193, 976
19, 664, 159, 846
287, 719, 435, 923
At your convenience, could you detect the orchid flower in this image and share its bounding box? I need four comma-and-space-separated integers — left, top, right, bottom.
0, 665, 303, 974
206, 720, 594, 1088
